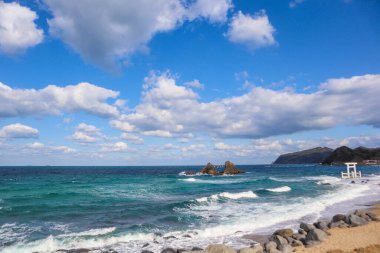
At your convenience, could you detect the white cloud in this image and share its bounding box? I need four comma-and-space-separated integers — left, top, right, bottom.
186, 0, 232, 23
226, 11, 276, 49
184, 79, 204, 89
100, 142, 128, 152
71, 123, 105, 143
289, 0, 305, 8
25, 142, 75, 154
214, 142, 238, 150
120, 132, 144, 144
109, 119, 135, 132
44, 0, 232, 70
26, 142, 44, 149
0, 1, 43, 55
142, 130, 173, 138
0, 82, 119, 118
113, 73, 380, 139
181, 144, 206, 152
0, 123, 39, 139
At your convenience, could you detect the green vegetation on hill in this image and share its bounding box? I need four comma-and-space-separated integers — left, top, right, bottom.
273, 147, 333, 164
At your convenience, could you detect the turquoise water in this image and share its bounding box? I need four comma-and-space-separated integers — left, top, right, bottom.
1, 165, 380, 253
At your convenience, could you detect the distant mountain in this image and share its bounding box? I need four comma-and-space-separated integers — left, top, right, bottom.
273, 147, 333, 164
322, 146, 380, 165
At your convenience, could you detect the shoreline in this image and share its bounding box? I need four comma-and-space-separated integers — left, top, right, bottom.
296, 203, 380, 253
174, 202, 380, 253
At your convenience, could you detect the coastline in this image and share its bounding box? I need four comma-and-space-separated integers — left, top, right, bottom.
175, 202, 380, 253
296, 203, 380, 253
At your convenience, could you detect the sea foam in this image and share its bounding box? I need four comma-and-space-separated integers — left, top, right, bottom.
266, 186, 292, 192
196, 190, 258, 202
59, 227, 116, 237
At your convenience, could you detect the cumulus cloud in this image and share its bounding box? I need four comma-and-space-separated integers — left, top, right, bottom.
25, 142, 76, 154
44, 0, 232, 70
100, 142, 128, 152
113, 73, 380, 139
184, 79, 204, 89
0, 82, 119, 118
0, 1, 44, 55
71, 123, 105, 143
0, 123, 39, 139
226, 11, 276, 49
120, 132, 144, 144
186, 0, 232, 23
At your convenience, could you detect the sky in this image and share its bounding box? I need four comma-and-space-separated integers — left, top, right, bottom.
0, 0, 380, 166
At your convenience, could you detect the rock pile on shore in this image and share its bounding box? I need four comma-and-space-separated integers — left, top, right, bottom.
147, 209, 379, 253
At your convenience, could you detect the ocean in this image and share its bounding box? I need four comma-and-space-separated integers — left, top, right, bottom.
0, 165, 380, 253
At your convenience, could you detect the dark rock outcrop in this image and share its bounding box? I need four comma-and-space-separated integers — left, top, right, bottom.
221, 161, 244, 175
200, 163, 220, 175
200, 161, 244, 175
273, 147, 333, 164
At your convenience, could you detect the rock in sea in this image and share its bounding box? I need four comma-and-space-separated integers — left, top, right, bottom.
200, 163, 220, 175
222, 161, 245, 175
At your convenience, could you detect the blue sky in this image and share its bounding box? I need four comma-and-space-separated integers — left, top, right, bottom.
0, 0, 379, 165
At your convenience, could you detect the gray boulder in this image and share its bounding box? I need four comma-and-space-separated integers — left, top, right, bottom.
269, 235, 288, 248
205, 244, 237, 253
332, 214, 346, 222
328, 220, 349, 229
161, 249, 177, 253
300, 222, 315, 232
305, 240, 320, 248
291, 239, 303, 247
367, 212, 380, 221
141, 251, 154, 253
353, 210, 371, 221
264, 241, 277, 252
298, 229, 307, 235
305, 228, 327, 242
238, 244, 263, 253
314, 221, 329, 232
278, 244, 292, 253
292, 233, 306, 241
346, 214, 368, 227
274, 229, 293, 238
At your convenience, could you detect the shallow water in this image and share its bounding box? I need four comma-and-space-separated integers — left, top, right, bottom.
0, 165, 379, 253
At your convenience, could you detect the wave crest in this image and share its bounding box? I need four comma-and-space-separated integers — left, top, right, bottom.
196, 191, 258, 202
266, 186, 292, 192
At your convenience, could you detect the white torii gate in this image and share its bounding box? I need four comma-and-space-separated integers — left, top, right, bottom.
341, 162, 362, 179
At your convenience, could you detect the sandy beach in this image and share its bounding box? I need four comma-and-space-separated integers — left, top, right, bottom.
297, 204, 380, 253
